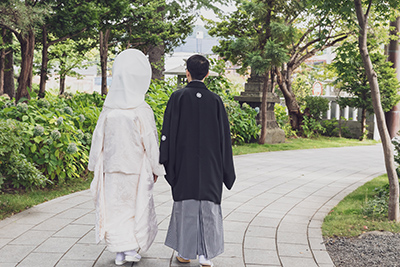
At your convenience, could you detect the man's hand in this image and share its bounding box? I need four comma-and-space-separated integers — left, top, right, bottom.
153, 174, 158, 183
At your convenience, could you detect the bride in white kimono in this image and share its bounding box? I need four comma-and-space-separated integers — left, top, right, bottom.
88, 49, 165, 265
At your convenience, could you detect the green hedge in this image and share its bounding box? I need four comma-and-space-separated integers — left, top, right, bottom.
0, 80, 259, 190
0, 92, 103, 189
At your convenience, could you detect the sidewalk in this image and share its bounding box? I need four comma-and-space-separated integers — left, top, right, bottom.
0, 145, 385, 267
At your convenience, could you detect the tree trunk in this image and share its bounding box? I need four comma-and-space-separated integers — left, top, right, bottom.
59, 54, 66, 95
354, 0, 399, 222
148, 44, 165, 80
99, 29, 110, 96
4, 31, 15, 99
386, 17, 400, 139
39, 25, 49, 98
360, 108, 367, 140
259, 73, 269, 144
59, 75, 66, 95
0, 29, 5, 95
276, 67, 302, 131
16, 30, 35, 102
148, 3, 165, 81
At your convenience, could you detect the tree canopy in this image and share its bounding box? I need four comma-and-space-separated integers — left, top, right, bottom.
206, 0, 350, 132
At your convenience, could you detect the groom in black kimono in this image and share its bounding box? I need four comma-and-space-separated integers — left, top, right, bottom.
160, 54, 236, 267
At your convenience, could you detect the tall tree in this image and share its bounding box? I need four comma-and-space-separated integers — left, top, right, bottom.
332, 41, 400, 140
48, 39, 96, 95
38, 0, 99, 97
96, 0, 194, 95
206, 0, 290, 143
313, 0, 400, 221
352, 0, 400, 221
146, 0, 227, 80
0, 29, 6, 95
0, 0, 48, 102
121, 0, 194, 68
3, 30, 15, 99
96, 0, 132, 95
206, 0, 350, 132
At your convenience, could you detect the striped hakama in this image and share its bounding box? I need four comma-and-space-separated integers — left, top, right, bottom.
165, 199, 224, 260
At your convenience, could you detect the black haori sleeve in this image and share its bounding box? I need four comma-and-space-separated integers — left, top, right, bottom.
160, 93, 178, 187
219, 97, 236, 190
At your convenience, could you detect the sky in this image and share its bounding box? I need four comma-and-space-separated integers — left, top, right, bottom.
195, 3, 237, 26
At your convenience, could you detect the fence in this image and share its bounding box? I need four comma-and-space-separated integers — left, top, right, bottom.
280, 96, 380, 140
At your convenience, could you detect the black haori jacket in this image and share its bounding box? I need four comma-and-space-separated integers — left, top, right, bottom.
159, 81, 236, 204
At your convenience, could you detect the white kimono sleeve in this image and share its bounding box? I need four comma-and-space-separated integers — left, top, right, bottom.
88, 109, 108, 171
141, 108, 165, 177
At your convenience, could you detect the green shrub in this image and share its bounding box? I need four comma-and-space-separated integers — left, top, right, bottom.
274, 104, 296, 137
322, 119, 340, 137
0, 93, 103, 186
303, 96, 329, 120
147, 74, 259, 145
223, 98, 259, 145
0, 77, 260, 190
362, 184, 390, 218
146, 79, 175, 138
301, 116, 325, 138
204, 60, 260, 145
0, 119, 48, 189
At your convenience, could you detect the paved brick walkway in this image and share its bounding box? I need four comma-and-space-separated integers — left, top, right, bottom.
0, 145, 385, 267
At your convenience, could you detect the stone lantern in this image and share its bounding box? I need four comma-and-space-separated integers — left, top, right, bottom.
234, 74, 285, 144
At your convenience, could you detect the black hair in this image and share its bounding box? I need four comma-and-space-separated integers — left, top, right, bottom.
186, 54, 209, 80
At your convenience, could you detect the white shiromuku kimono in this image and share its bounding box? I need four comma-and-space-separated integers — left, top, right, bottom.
88, 49, 165, 253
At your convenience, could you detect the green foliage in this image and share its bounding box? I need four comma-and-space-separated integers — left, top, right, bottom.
303, 96, 330, 120
0, 0, 49, 33
322, 174, 400, 237
146, 79, 175, 138
362, 184, 390, 218
47, 39, 97, 87
204, 59, 260, 145
274, 104, 296, 137
0, 119, 48, 189
224, 99, 259, 145
291, 63, 336, 108
274, 104, 288, 128
205, 58, 232, 95
321, 118, 352, 138
322, 119, 340, 137
332, 41, 400, 114
205, 2, 294, 75
301, 116, 325, 138
0, 93, 104, 187
0, 75, 260, 190
291, 73, 312, 106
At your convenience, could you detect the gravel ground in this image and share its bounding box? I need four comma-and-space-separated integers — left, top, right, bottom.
324, 231, 400, 267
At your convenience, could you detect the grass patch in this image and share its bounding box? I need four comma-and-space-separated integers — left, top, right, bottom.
232, 136, 378, 156
322, 174, 400, 237
0, 174, 92, 220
